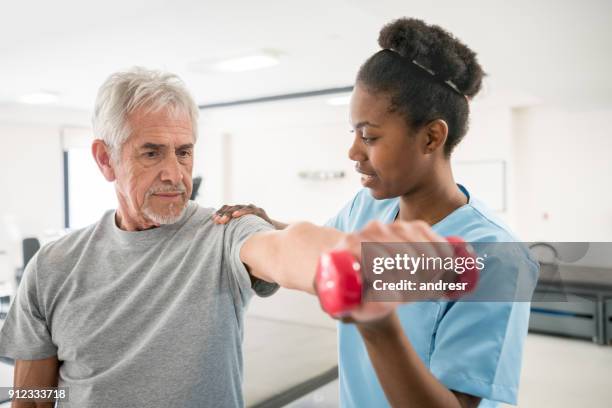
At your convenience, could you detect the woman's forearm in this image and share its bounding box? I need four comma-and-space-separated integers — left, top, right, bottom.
357, 313, 478, 408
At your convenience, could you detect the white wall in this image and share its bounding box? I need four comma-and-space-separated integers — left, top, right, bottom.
0, 104, 90, 235
452, 104, 516, 227
0, 106, 90, 280
513, 106, 612, 242
200, 97, 517, 226
0, 123, 64, 293
198, 95, 361, 224
0, 124, 64, 237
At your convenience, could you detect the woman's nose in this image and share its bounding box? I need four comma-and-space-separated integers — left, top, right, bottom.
348, 135, 367, 162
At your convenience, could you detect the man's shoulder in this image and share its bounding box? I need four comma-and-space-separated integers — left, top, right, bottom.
24, 213, 109, 290
37, 214, 107, 266
171, 202, 272, 241
180, 202, 219, 234
222, 213, 274, 236
189, 202, 215, 221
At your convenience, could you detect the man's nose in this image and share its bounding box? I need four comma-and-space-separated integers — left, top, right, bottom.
159, 153, 183, 185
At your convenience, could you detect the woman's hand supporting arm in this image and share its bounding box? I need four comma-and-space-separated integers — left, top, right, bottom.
214, 204, 287, 230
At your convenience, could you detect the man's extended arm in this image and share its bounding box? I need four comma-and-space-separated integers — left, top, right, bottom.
240, 222, 344, 294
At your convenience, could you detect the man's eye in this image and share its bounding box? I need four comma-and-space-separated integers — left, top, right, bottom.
178, 150, 192, 158
144, 151, 159, 158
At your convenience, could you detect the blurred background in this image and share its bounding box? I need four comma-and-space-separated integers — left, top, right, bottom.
1, 1, 611, 406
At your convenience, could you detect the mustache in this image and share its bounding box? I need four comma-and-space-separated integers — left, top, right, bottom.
146, 183, 187, 196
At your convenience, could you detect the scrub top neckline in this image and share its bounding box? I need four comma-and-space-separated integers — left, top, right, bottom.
390, 183, 472, 229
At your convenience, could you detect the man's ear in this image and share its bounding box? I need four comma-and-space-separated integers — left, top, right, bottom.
92, 139, 117, 182
423, 119, 449, 154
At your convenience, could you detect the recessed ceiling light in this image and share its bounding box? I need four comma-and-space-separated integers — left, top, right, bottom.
326, 94, 351, 106
212, 54, 279, 73
18, 91, 60, 105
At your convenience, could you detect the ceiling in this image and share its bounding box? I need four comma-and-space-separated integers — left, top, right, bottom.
1, 0, 611, 117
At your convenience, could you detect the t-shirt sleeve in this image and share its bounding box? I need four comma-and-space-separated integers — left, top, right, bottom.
223, 214, 279, 306
0, 251, 57, 361
429, 253, 538, 405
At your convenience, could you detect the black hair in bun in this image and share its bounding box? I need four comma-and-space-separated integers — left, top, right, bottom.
378, 18, 483, 97
357, 18, 486, 155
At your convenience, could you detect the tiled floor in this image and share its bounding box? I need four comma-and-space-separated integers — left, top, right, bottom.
1, 333, 610, 407
285, 333, 612, 407
243, 315, 337, 406
503, 333, 612, 407
285, 379, 339, 408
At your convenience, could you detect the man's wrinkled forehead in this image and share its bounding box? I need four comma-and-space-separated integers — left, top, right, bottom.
137, 142, 194, 151
126, 108, 195, 145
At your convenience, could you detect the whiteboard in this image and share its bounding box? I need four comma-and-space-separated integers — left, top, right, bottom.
452, 160, 506, 212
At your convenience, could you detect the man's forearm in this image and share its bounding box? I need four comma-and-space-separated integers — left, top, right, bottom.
13, 358, 59, 408
13, 401, 54, 408
241, 222, 345, 293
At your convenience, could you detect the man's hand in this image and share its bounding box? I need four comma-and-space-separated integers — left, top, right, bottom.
213, 204, 287, 230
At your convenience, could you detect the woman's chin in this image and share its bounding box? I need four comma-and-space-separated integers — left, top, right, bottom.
368, 187, 390, 200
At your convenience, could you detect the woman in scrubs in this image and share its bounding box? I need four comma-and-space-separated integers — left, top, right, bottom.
214, 18, 537, 408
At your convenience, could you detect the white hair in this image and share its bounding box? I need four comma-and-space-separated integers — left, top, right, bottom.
92, 67, 199, 159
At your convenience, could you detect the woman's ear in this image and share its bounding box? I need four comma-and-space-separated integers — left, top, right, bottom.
92, 139, 117, 182
424, 119, 449, 154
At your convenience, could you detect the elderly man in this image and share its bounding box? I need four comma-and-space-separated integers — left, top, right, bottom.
0, 68, 447, 407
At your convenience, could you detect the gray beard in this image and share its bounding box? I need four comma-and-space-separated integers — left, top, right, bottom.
142, 200, 187, 225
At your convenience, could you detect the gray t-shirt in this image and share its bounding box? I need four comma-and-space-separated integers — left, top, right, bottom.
0, 201, 278, 407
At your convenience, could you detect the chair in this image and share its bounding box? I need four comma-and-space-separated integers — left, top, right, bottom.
14, 237, 40, 287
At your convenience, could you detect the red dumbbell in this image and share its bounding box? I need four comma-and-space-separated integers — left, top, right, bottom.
314, 236, 479, 317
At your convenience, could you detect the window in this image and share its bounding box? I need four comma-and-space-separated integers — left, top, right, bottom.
62, 128, 115, 229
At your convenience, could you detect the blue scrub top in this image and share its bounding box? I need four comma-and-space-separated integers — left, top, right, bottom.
326, 185, 538, 408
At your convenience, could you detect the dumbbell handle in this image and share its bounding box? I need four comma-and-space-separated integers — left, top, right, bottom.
314, 236, 479, 317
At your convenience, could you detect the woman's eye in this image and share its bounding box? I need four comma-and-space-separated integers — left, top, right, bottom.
361, 136, 377, 145
350, 128, 377, 144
